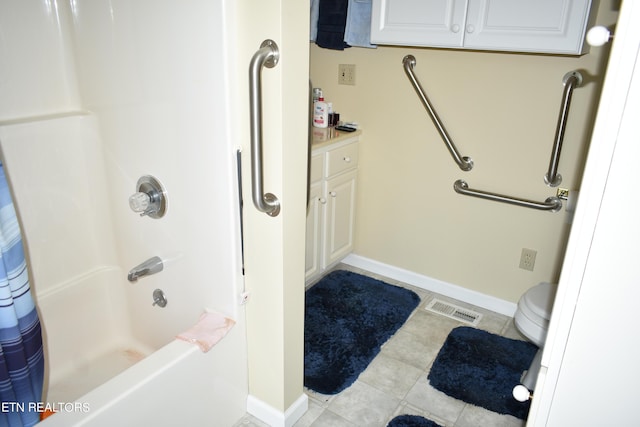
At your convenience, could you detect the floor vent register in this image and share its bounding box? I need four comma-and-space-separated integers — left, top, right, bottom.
425, 299, 483, 326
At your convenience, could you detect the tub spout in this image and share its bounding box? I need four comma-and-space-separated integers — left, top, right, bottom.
128, 256, 163, 282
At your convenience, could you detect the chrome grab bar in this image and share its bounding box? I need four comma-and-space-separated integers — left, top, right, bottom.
544, 71, 583, 187
454, 180, 562, 212
249, 39, 280, 217
402, 55, 473, 171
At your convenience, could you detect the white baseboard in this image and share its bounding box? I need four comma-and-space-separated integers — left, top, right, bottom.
342, 254, 517, 317
247, 393, 308, 427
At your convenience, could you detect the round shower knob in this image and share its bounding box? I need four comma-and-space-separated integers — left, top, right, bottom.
129, 175, 167, 218
129, 192, 151, 213
512, 384, 532, 402
586, 26, 612, 47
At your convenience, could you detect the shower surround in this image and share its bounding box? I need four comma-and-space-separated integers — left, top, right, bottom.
0, 0, 248, 424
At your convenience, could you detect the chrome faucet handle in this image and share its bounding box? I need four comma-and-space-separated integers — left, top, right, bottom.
152, 289, 167, 307
129, 176, 167, 219
129, 191, 152, 215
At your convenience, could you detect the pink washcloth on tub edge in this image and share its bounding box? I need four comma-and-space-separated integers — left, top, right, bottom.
177, 312, 235, 352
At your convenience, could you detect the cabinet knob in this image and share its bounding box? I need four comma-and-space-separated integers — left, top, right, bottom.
319, 197, 327, 204
451, 24, 460, 33
329, 191, 337, 197
343, 156, 351, 163
466, 24, 475, 34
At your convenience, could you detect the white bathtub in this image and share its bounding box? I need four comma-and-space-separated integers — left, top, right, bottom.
29, 266, 248, 426
40, 334, 247, 426
40, 336, 247, 426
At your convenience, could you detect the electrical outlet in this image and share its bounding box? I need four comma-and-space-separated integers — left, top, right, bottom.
519, 248, 537, 271
338, 64, 356, 85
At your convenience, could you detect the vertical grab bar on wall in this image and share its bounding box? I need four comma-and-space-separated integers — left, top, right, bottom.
402, 55, 474, 171
544, 70, 583, 187
249, 39, 281, 217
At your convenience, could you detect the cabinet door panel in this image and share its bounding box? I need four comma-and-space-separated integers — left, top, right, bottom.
324, 170, 357, 267
371, 0, 468, 47
464, 0, 592, 54
305, 181, 324, 281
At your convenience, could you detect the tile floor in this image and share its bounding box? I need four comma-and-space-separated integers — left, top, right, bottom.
234, 264, 529, 427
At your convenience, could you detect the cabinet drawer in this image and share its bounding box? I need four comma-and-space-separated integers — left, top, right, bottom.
310, 154, 324, 184
326, 143, 358, 177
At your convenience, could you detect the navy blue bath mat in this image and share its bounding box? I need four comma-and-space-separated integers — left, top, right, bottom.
387, 415, 443, 427
428, 326, 538, 420
304, 270, 420, 394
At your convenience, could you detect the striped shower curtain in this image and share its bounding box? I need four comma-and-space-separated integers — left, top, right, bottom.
0, 162, 44, 427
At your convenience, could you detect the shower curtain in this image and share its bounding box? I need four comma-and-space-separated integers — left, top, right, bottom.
0, 162, 44, 427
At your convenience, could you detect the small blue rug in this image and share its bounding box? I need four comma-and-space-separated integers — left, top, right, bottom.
387, 415, 443, 427
304, 270, 420, 394
428, 326, 538, 420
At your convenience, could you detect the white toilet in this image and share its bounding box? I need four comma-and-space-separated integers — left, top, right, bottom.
512, 282, 557, 400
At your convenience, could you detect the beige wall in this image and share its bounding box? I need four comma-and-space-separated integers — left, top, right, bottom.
240, 0, 309, 416
310, 1, 618, 303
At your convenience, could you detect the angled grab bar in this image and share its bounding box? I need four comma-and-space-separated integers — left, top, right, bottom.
249, 39, 280, 217
403, 55, 473, 171
544, 70, 583, 187
454, 180, 562, 212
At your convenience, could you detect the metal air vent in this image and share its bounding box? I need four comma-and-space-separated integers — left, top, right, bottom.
425, 299, 482, 325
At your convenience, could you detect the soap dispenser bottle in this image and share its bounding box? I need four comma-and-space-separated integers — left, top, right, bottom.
313, 95, 328, 128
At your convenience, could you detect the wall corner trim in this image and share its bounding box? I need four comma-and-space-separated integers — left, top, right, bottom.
247, 393, 308, 427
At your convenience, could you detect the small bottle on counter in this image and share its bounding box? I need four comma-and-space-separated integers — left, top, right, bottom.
313, 95, 328, 128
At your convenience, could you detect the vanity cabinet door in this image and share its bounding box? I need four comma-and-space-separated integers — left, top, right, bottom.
305, 180, 323, 281
324, 169, 357, 268
305, 137, 359, 283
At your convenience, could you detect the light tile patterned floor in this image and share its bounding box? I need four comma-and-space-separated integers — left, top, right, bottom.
234, 264, 529, 427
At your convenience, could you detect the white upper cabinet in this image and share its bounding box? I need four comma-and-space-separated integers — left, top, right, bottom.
370, 0, 468, 48
371, 0, 594, 55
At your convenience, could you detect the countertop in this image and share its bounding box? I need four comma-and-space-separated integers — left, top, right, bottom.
311, 127, 361, 150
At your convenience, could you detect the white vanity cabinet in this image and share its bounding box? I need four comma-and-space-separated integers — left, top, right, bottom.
306, 135, 359, 282
371, 0, 594, 55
